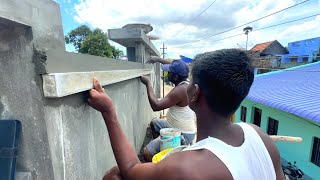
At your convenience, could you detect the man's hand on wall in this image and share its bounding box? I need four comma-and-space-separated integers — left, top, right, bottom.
140, 76, 150, 85
88, 77, 114, 113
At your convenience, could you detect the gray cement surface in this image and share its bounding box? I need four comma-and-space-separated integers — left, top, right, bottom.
0, 0, 65, 51
0, 17, 54, 180
44, 78, 153, 179
0, 1, 160, 179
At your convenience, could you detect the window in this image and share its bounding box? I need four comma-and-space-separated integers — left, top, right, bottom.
267, 118, 279, 135
240, 106, 247, 122
290, 57, 298, 62
253, 107, 262, 127
302, 57, 308, 62
311, 137, 320, 167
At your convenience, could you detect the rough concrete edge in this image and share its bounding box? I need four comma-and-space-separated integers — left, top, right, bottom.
43, 74, 58, 97
0, 15, 31, 28
42, 69, 152, 98
140, 32, 160, 56
32, 47, 48, 74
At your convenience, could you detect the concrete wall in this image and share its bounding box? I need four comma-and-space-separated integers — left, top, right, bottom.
0, 0, 160, 179
0, 0, 65, 51
0, 18, 55, 179
235, 100, 320, 179
44, 77, 154, 180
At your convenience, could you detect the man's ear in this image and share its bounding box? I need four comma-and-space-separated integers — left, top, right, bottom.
173, 75, 179, 81
191, 84, 200, 103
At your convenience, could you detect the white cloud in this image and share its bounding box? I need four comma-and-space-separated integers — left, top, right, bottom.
71, 0, 320, 58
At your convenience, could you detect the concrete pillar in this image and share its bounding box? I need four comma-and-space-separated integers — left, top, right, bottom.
135, 42, 145, 63
108, 24, 161, 97
127, 47, 135, 62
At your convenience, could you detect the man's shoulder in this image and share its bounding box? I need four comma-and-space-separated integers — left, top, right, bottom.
244, 123, 281, 170
246, 123, 272, 143
156, 149, 233, 179
169, 83, 188, 97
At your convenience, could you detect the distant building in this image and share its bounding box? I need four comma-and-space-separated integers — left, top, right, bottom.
249, 40, 288, 70
281, 37, 320, 64
249, 40, 288, 57
117, 55, 128, 61
235, 62, 320, 179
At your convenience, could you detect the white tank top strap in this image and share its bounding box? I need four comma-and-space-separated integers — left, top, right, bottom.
177, 80, 190, 86
183, 123, 276, 180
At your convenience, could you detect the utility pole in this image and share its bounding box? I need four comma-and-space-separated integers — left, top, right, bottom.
243, 26, 253, 51
160, 43, 167, 117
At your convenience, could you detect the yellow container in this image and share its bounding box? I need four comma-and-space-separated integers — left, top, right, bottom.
152, 148, 172, 163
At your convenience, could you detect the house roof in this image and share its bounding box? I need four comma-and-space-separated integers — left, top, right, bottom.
246, 62, 320, 123
250, 41, 274, 52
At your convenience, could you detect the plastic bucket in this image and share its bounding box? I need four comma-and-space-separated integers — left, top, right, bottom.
160, 128, 181, 151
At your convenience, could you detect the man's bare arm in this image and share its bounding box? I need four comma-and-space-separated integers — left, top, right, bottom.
141, 76, 183, 111
147, 56, 171, 64
88, 78, 186, 180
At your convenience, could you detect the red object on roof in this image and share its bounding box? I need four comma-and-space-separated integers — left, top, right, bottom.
250, 41, 274, 52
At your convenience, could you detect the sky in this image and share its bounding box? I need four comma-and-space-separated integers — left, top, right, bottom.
56, 0, 320, 59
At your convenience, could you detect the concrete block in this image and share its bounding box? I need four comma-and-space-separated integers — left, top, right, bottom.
108, 28, 160, 56
0, 0, 65, 50
34, 49, 148, 74
42, 69, 152, 98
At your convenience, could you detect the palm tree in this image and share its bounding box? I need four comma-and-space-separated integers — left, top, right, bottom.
243, 26, 253, 51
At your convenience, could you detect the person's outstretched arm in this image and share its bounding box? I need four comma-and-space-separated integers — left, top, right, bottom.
140, 76, 183, 111
88, 78, 170, 179
147, 56, 171, 64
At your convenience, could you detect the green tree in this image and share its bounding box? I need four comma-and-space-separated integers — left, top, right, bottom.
65, 25, 123, 58
111, 45, 124, 59
65, 25, 91, 51
79, 29, 113, 57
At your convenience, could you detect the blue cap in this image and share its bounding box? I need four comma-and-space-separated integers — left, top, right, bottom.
161, 60, 189, 77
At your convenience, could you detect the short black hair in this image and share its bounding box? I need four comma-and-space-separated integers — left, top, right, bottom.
192, 49, 254, 117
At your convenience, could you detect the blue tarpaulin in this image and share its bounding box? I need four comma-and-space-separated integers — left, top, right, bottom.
180, 55, 193, 63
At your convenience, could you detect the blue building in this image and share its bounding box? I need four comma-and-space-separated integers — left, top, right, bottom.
235, 62, 320, 179
282, 37, 320, 63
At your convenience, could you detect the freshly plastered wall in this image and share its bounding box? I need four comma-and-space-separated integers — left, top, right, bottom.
0, 0, 160, 179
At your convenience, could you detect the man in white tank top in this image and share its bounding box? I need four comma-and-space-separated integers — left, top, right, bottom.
88, 49, 285, 179
140, 58, 197, 162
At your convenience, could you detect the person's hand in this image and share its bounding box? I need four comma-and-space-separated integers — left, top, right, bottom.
103, 166, 123, 180
88, 77, 114, 113
140, 76, 150, 85
146, 56, 161, 63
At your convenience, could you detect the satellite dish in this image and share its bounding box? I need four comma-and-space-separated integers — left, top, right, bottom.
122, 23, 153, 34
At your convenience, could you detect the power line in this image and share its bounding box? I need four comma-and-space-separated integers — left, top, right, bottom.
254, 55, 320, 60
256, 68, 320, 72
171, 33, 244, 49
170, 0, 310, 48
171, 13, 320, 49
168, 0, 217, 39
253, 13, 320, 31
